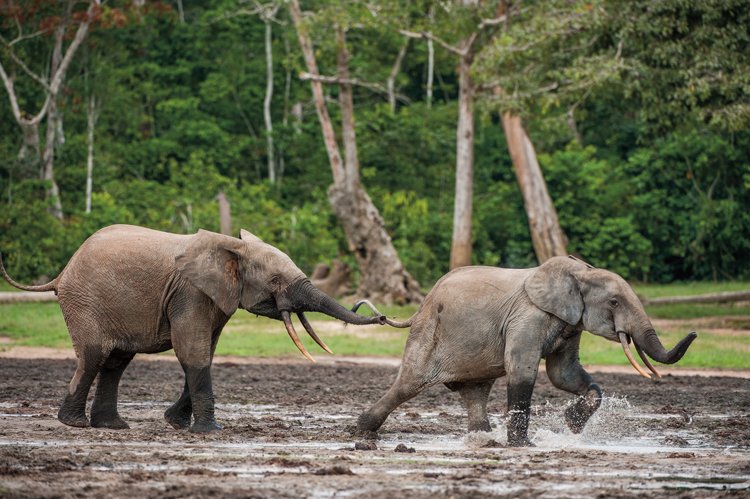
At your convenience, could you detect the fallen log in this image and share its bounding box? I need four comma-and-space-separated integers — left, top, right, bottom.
641, 290, 750, 306
0, 291, 58, 304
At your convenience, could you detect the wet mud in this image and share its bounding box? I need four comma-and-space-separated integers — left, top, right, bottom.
0, 356, 748, 497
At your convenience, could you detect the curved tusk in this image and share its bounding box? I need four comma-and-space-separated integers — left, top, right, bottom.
618, 332, 651, 380
282, 311, 315, 363
634, 342, 662, 379
298, 312, 333, 354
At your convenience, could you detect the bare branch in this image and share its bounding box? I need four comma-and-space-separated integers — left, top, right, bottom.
0, 36, 51, 90
298, 72, 411, 103
478, 14, 507, 30
400, 29, 465, 56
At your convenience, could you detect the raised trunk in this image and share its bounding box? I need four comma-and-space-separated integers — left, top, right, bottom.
450, 54, 475, 269
501, 112, 568, 263
634, 329, 698, 364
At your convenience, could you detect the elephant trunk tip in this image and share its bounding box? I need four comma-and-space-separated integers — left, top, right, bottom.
638, 329, 697, 365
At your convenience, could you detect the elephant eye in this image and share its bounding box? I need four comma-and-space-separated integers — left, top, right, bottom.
609, 299, 619, 308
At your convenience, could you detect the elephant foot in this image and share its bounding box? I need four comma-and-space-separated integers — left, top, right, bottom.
467, 420, 492, 433
165, 407, 192, 430
507, 436, 535, 447
351, 425, 379, 440
91, 415, 129, 430
356, 412, 384, 433
57, 409, 89, 428
189, 419, 222, 433
565, 384, 602, 434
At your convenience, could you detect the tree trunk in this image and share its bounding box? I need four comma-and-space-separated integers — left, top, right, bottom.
85, 94, 97, 214
217, 190, 232, 236
501, 112, 568, 262
387, 40, 408, 114
449, 54, 475, 269
290, 1, 422, 304
288, 1, 345, 184
263, 19, 275, 183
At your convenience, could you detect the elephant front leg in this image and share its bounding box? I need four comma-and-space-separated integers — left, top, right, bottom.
185, 365, 221, 433
164, 379, 192, 430
546, 336, 603, 434
171, 312, 223, 433
505, 348, 541, 447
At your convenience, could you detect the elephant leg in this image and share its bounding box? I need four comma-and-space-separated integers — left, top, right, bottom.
545, 336, 602, 434
357, 369, 429, 433
505, 339, 542, 447
170, 302, 226, 434
446, 380, 496, 433
58, 345, 109, 428
164, 378, 192, 430
90, 350, 135, 429
166, 326, 223, 431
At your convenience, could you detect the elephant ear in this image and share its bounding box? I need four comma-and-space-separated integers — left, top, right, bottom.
239, 229, 263, 244
524, 256, 586, 326
175, 229, 243, 316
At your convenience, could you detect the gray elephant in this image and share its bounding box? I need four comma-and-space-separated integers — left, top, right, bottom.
355, 256, 696, 446
0, 224, 384, 433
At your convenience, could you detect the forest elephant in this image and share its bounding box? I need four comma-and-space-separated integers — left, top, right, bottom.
355, 256, 697, 446
0, 224, 385, 433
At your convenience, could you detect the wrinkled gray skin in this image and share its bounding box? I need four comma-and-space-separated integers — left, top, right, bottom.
1, 224, 383, 433
357, 256, 696, 446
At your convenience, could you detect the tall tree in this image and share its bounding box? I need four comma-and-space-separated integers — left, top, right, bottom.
0, 0, 101, 219
402, 1, 505, 269
289, 0, 422, 304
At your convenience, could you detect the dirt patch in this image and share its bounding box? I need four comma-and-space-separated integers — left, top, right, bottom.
0, 356, 748, 497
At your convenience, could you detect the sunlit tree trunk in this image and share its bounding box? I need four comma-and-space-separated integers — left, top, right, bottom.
290, 1, 422, 304
85, 94, 98, 214
449, 53, 475, 269
501, 112, 568, 262
263, 18, 275, 183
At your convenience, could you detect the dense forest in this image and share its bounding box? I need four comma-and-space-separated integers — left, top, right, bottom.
1, 0, 749, 295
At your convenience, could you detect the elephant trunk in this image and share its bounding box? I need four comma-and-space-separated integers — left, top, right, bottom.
633, 329, 698, 364
288, 278, 385, 325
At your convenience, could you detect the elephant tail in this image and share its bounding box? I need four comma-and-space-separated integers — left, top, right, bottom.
350, 299, 415, 329
0, 252, 58, 292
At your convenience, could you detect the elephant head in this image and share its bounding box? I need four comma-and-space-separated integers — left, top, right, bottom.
525, 256, 696, 379
175, 229, 384, 362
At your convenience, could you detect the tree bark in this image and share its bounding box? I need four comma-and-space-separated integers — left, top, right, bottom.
387, 39, 408, 114
288, 1, 344, 184
85, 94, 97, 214
217, 190, 232, 236
263, 19, 275, 183
290, 1, 422, 304
501, 112, 568, 262
449, 54, 475, 269
0, 0, 98, 219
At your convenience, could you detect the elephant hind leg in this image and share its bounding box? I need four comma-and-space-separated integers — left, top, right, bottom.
58, 345, 109, 428
446, 380, 495, 433
357, 371, 429, 433
91, 350, 135, 429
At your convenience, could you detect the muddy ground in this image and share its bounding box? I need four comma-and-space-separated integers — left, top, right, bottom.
0, 355, 748, 498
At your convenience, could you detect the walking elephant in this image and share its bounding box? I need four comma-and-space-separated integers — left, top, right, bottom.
0, 224, 385, 432
355, 256, 696, 446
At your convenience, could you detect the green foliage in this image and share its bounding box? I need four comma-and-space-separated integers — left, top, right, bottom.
1, 0, 749, 289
